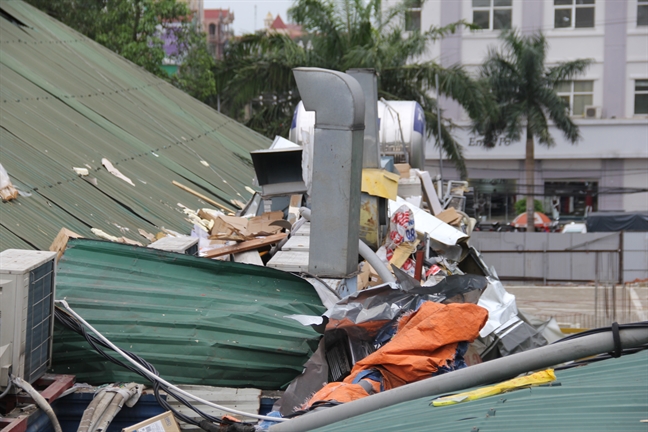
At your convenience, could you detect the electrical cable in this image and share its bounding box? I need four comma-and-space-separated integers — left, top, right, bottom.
54, 307, 223, 427
54, 301, 287, 424
0, 380, 12, 400
12, 376, 63, 432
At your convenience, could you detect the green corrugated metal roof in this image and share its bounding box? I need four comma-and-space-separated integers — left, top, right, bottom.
52, 239, 326, 390
314, 349, 648, 431
0, 0, 269, 250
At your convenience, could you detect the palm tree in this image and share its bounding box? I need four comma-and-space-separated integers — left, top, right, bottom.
214, 0, 487, 178
474, 31, 590, 232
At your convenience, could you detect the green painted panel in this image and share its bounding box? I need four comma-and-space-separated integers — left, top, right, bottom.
52, 239, 326, 389
314, 350, 648, 432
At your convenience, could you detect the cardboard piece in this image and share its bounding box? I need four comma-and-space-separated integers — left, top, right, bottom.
389, 239, 420, 268
436, 207, 462, 226
122, 411, 180, 432
210, 211, 284, 241
394, 163, 411, 179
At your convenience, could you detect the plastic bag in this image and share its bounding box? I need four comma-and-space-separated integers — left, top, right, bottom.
0, 163, 11, 190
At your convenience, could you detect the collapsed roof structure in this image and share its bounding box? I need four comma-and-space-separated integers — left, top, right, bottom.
1, 2, 646, 432
0, 0, 268, 251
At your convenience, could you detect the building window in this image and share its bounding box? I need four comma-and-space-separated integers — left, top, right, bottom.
544, 181, 597, 217
472, 0, 512, 30
405, 0, 422, 32
635, 80, 648, 114
554, 0, 595, 28
556, 80, 594, 116
209, 23, 216, 36
639, 0, 648, 26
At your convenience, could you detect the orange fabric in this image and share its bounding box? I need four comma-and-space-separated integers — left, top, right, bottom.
346, 302, 488, 390
306, 302, 488, 407
305, 382, 373, 408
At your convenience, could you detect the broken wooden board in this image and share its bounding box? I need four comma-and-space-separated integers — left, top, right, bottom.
173, 180, 234, 212
417, 170, 443, 215
49, 228, 82, 261
203, 233, 287, 258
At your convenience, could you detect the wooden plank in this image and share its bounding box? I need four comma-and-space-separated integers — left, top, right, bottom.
417, 170, 443, 215
49, 228, 82, 261
203, 233, 287, 258
267, 250, 309, 272
172, 180, 235, 212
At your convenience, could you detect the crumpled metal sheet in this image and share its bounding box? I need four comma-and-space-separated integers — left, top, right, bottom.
477, 277, 519, 338
52, 239, 326, 390
288, 274, 488, 341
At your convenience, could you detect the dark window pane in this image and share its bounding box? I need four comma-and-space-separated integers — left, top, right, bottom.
576, 0, 594, 4
473, 0, 491, 7
493, 9, 512, 29
636, 80, 648, 91
555, 9, 572, 27
405, 10, 421, 31
575, 7, 594, 27
635, 94, 648, 114
638, 5, 648, 26
473, 10, 490, 29
554, 0, 572, 5
555, 81, 571, 93
494, 0, 512, 6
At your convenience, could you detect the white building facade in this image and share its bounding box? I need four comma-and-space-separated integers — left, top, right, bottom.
393, 0, 648, 220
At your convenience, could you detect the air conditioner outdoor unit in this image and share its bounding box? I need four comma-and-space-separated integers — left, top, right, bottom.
0, 250, 57, 391
584, 106, 600, 119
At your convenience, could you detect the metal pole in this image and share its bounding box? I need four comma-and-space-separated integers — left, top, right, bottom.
270, 328, 648, 432
595, 251, 599, 327
435, 74, 443, 181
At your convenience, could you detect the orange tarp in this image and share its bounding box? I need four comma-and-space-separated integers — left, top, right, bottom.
306, 302, 488, 407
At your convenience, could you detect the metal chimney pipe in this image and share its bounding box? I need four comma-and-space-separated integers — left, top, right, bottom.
346, 69, 380, 169
293, 67, 365, 277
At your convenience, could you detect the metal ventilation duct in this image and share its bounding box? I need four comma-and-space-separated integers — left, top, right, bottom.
346, 69, 380, 169
292, 67, 365, 277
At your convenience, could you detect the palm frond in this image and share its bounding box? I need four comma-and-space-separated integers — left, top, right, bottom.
546, 59, 593, 85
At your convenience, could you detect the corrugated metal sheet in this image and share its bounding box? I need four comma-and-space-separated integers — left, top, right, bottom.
314, 349, 648, 431
52, 239, 326, 390
0, 0, 269, 251
470, 232, 622, 282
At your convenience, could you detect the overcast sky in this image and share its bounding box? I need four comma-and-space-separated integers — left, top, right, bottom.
204, 1, 294, 35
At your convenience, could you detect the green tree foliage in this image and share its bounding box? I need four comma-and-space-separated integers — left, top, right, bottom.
25, 0, 215, 99
514, 198, 544, 215
214, 0, 488, 177
473, 31, 590, 231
